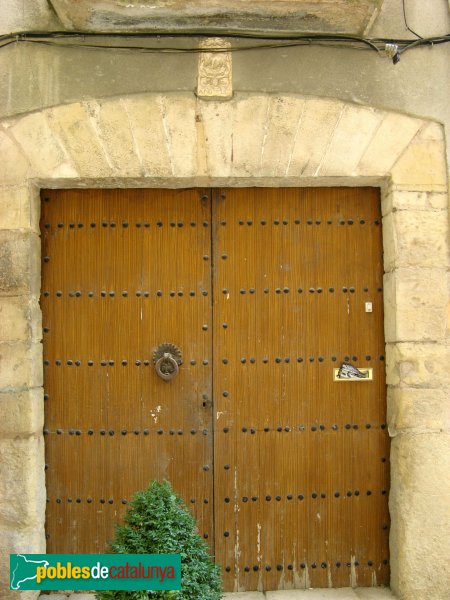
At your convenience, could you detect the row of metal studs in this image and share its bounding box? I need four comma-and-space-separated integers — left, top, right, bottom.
43, 356, 385, 365
43, 428, 209, 435
223, 287, 383, 294
42, 287, 381, 296
42, 425, 388, 435
42, 290, 209, 297
43, 221, 209, 228
42, 219, 381, 228
223, 559, 389, 572
45, 492, 388, 503
222, 491, 388, 502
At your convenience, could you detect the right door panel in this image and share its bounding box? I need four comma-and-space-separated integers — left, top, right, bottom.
213, 187, 389, 592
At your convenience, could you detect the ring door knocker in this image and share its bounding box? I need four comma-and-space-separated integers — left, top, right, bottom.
153, 343, 183, 382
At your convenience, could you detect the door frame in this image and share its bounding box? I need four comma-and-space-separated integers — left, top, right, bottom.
0, 92, 448, 598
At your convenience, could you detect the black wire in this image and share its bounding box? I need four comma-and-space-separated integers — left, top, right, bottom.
402, 0, 423, 39
0, 30, 448, 59
0, 32, 384, 54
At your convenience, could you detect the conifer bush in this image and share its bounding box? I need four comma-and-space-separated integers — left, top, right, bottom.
95, 480, 222, 600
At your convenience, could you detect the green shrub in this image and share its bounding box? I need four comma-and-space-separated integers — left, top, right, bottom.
95, 480, 222, 600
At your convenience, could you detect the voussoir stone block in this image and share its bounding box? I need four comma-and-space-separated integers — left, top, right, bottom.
0, 231, 40, 296
390, 433, 450, 600
10, 111, 78, 179
357, 112, 423, 176
386, 342, 450, 388
390, 123, 447, 191
83, 99, 142, 177
0, 341, 43, 391
199, 99, 234, 177
161, 94, 198, 177
0, 436, 45, 529
382, 210, 449, 271
288, 96, 343, 177
260, 96, 305, 177
317, 104, 382, 176
121, 95, 173, 177
47, 103, 112, 178
387, 387, 450, 434
230, 95, 270, 176
383, 269, 448, 342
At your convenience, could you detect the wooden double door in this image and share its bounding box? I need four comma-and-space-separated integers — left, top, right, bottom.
42, 187, 389, 591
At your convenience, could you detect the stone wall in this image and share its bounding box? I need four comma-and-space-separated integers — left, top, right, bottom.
0, 93, 448, 600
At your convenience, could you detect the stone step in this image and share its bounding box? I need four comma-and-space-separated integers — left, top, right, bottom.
41, 588, 396, 599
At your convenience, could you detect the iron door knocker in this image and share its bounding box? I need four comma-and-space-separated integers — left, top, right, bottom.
153, 343, 183, 382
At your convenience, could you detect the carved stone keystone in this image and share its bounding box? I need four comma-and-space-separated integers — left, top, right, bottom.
197, 38, 232, 100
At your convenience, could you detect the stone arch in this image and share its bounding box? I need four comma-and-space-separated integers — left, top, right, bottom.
0, 92, 448, 599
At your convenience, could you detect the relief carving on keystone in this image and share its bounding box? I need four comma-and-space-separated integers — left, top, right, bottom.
197, 38, 232, 100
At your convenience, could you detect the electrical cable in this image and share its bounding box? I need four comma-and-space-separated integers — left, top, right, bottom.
402, 0, 423, 39
0, 30, 448, 65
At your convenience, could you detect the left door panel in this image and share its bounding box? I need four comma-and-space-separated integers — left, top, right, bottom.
41, 189, 213, 553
